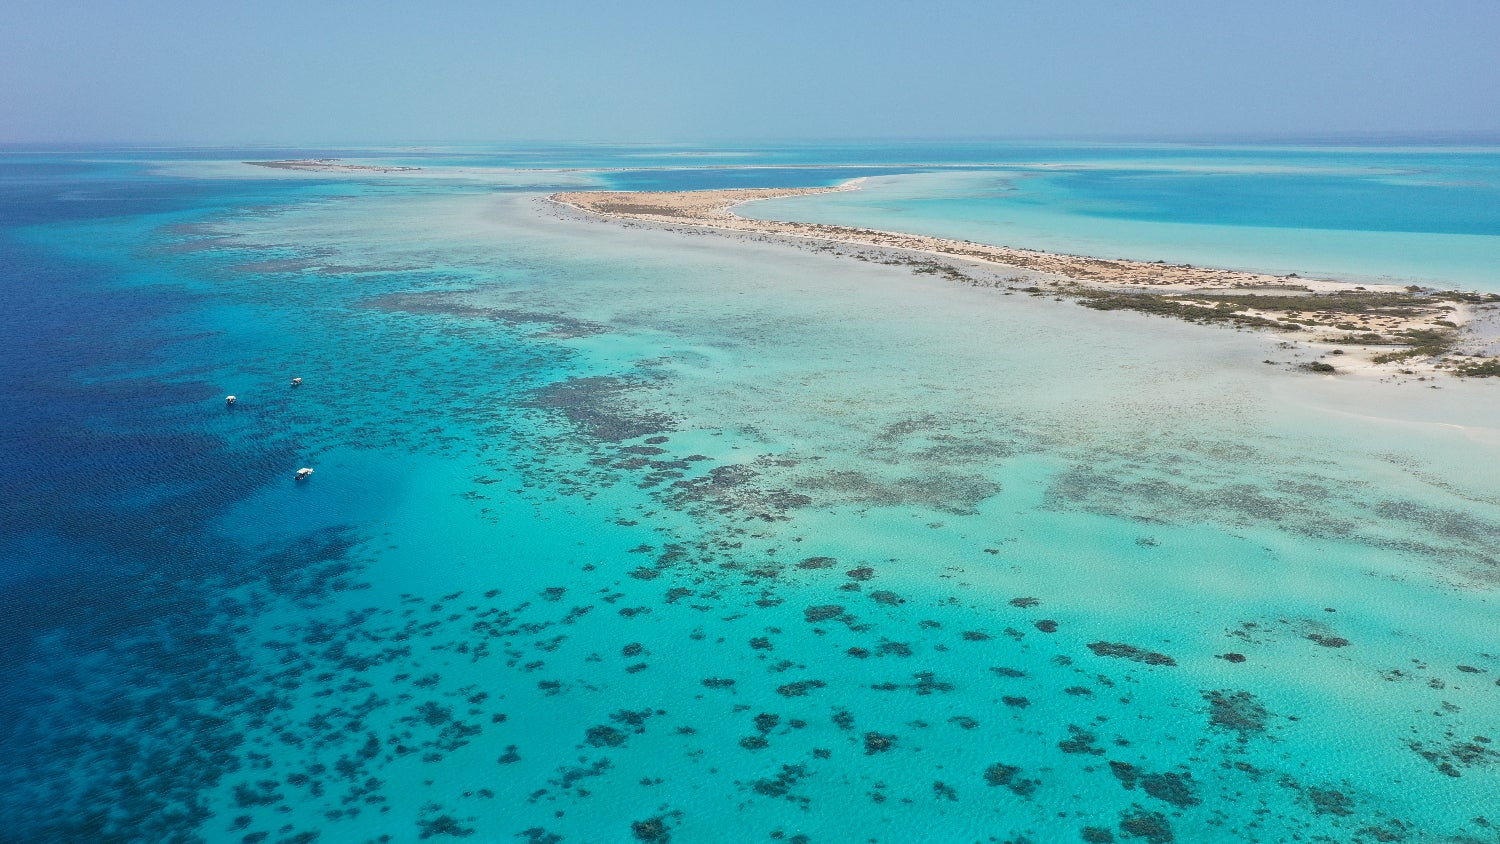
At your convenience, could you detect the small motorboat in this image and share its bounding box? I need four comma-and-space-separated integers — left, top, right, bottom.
294, 467, 314, 481
291, 377, 303, 387
225, 395, 237, 406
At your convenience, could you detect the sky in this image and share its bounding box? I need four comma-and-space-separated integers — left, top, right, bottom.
3, 0, 1498, 144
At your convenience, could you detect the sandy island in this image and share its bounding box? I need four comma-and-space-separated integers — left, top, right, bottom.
246, 159, 421, 173
551, 185, 1500, 379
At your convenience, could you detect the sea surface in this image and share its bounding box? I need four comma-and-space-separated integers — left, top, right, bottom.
2, 142, 1500, 843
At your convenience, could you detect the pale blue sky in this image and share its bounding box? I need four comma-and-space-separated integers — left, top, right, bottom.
3, 0, 1497, 143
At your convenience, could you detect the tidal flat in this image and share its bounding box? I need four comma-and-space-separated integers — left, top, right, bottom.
553, 186, 1500, 380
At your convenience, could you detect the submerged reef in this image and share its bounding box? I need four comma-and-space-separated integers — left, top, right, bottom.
4, 167, 1497, 844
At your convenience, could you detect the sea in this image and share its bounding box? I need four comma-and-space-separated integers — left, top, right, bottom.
2, 142, 1499, 843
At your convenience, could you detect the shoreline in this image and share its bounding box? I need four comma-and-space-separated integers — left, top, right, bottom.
549, 184, 1500, 379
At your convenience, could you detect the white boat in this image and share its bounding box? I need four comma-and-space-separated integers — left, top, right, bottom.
294, 467, 314, 481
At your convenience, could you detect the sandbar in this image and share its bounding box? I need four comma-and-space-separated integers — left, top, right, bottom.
246, 159, 421, 173
551, 185, 1500, 379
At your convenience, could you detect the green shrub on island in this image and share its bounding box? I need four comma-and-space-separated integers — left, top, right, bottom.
1076, 291, 1286, 329
1372, 348, 1422, 364
1455, 358, 1500, 378
1397, 328, 1457, 357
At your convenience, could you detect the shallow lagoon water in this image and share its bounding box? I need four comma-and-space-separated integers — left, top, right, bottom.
1, 146, 1499, 843
741, 151, 1500, 289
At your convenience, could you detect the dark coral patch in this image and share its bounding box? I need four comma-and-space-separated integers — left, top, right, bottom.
1140, 772, 1199, 808
982, 763, 1038, 798
585, 725, 627, 748
631, 816, 670, 842
1307, 786, 1354, 816
1203, 689, 1269, 738
863, 732, 896, 755
1118, 807, 1173, 843
751, 764, 810, 802
804, 605, 844, 623
1088, 642, 1176, 666
1109, 761, 1139, 790
777, 680, 827, 698
1058, 725, 1105, 755
795, 557, 837, 570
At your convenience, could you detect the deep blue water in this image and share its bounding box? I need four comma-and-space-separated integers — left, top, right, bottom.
0, 167, 279, 588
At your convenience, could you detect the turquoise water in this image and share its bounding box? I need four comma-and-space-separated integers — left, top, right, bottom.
2, 144, 1500, 843
738, 145, 1500, 289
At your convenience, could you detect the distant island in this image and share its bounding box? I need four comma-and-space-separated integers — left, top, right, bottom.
552, 185, 1500, 379
245, 159, 421, 173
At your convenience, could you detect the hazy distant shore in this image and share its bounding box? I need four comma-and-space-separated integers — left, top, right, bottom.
550, 184, 1500, 379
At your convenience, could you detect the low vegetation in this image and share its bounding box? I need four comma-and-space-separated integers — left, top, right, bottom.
1073, 290, 1286, 329
1070, 286, 1499, 373
1453, 358, 1500, 378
